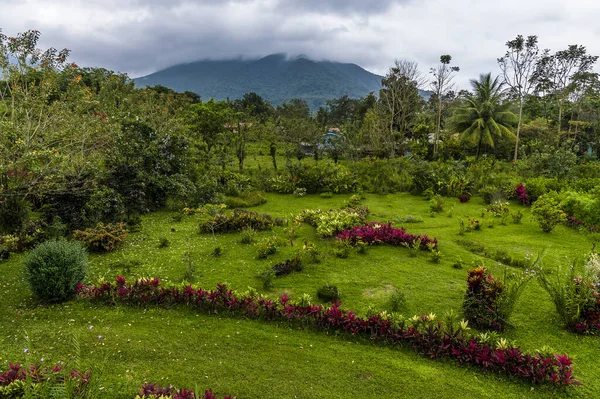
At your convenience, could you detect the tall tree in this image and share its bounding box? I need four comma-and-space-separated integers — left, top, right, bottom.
451, 73, 517, 159
187, 99, 232, 151
430, 55, 460, 158
532, 45, 598, 137
379, 60, 425, 157
276, 98, 310, 120
498, 35, 540, 161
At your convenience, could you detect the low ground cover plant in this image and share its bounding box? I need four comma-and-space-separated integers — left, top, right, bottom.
78, 277, 579, 387
137, 383, 235, 399
337, 222, 437, 250
297, 208, 367, 237
271, 256, 303, 276
0, 362, 92, 398
72, 222, 129, 252
224, 190, 267, 209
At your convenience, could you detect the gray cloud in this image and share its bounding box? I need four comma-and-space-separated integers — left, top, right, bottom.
274, 0, 409, 15
1, 0, 599, 89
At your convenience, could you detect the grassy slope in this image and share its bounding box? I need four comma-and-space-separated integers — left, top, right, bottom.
0, 193, 597, 398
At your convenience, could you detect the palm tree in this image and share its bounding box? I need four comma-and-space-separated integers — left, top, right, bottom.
451, 73, 517, 159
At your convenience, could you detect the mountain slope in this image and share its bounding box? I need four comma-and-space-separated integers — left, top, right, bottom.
134, 54, 385, 110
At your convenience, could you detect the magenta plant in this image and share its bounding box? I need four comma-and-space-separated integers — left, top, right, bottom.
0, 362, 91, 397
336, 222, 437, 250
138, 383, 234, 398
79, 277, 579, 387
514, 184, 529, 205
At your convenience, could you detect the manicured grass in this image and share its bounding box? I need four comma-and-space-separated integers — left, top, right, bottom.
1, 193, 598, 397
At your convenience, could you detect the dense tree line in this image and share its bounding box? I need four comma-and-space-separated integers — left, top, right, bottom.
1, 29, 600, 237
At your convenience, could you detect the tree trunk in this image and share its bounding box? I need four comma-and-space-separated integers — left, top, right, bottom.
476, 134, 483, 160
557, 98, 563, 137
434, 98, 442, 158
513, 99, 523, 162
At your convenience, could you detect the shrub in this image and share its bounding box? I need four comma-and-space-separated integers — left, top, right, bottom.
532, 193, 566, 233
72, 222, 128, 252
317, 284, 340, 302
293, 187, 307, 197
485, 200, 511, 225
333, 239, 352, 258
479, 186, 509, 205
559, 190, 600, 228
82, 186, 126, 226
271, 257, 303, 276
452, 259, 465, 269
586, 252, 600, 284
352, 157, 413, 194
427, 242, 442, 263
24, 239, 88, 303
514, 183, 529, 205
199, 208, 276, 234
342, 194, 363, 208
157, 237, 170, 248
255, 237, 278, 259
297, 208, 365, 238
212, 246, 223, 257
224, 190, 267, 209
45, 216, 69, 239
457, 193, 471, 203
0, 234, 20, 252
537, 260, 600, 335
0, 246, 9, 261
259, 267, 275, 290
182, 251, 196, 282
388, 288, 406, 312
511, 210, 523, 224
463, 267, 531, 331
523, 177, 561, 202
0, 194, 30, 234
240, 227, 257, 244
337, 222, 437, 250
298, 242, 321, 263
270, 161, 357, 194
429, 194, 445, 213
320, 192, 333, 198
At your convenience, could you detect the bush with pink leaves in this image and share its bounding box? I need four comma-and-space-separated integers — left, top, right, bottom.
336, 222, 437, 250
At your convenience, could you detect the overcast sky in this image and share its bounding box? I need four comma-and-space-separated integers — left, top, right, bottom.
1, 0, 600, 89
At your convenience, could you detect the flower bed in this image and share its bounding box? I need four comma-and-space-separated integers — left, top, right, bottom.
297, 208, 367, 237
336, 222, 437, 250
79, 277, 578, 387
0, 362, 91, 397
137, 383, 234, 398
199, 209, 281, 234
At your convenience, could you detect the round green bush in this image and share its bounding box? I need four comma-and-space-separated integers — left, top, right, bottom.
24, 239, 88, 303
317, 284, 341, 302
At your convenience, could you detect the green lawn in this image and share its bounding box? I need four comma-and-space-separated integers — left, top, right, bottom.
1, 193, 597, 398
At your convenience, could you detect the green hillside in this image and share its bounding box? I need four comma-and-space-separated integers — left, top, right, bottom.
134, 54, 429, 110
